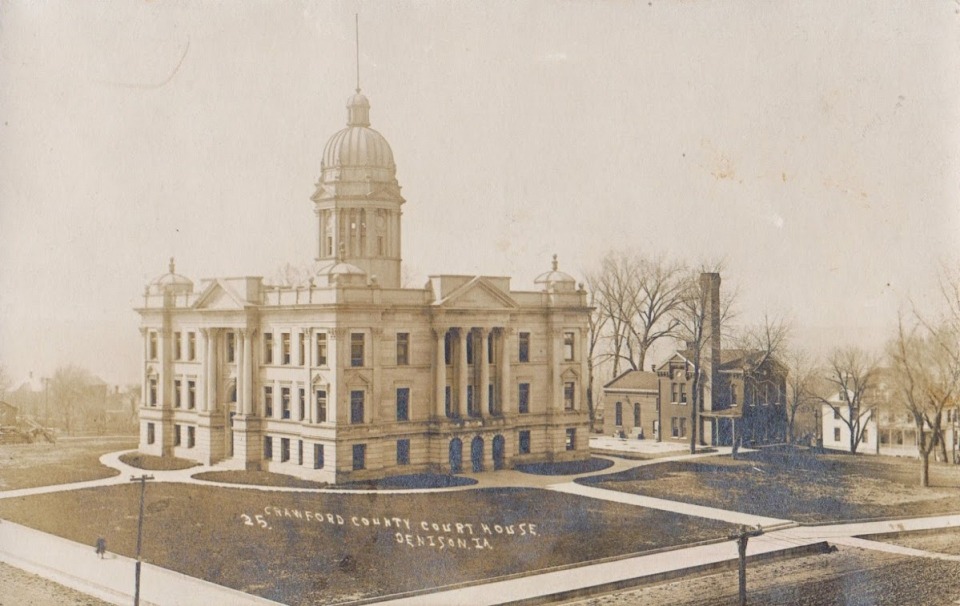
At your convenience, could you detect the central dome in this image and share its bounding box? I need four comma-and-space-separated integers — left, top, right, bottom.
320, 91, 396, 182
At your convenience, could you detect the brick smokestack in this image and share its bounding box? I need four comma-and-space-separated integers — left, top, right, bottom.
701, 272, 721, 411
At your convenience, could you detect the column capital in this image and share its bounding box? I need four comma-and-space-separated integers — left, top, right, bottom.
139, 326, 149, 337
431, 326, 449, 340
331, 327, 349, 341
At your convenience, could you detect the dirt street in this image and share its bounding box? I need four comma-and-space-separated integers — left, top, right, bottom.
563, 545, 960, 606
0, 561, 111, 606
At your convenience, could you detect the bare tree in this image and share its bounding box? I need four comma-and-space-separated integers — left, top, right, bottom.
730, 313, 791, 447
817, 347, 880, 454
782, 348, 818, 444
673, 265, 736, 454
582, 276, 611, 430
588, 250, 686, 377
50, 365, 95, 435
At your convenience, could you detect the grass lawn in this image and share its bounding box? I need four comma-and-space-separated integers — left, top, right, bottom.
0, 436, 137, 491
119, 452, 200, 471
0, 483, 734, 605
192, 470, 327, 489
579, 447, 960, 523
872, 527, 960, 556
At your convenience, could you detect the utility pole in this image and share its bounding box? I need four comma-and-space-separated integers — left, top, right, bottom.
130, 474, 155, 606
729, 524, 764, 606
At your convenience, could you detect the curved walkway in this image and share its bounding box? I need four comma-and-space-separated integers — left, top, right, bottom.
5, 447, 960, 605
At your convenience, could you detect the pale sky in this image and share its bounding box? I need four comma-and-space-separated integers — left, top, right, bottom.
1, 1, 958, 386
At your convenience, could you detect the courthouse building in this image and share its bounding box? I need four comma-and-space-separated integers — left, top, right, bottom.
135, 89, 591, 483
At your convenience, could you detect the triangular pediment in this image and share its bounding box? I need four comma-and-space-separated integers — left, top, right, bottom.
436, 277, 518, 310
193, 280, 247, 310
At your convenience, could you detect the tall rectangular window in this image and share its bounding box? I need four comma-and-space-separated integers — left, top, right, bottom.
314, 444, 325, 469
174, 379, 182, 408
350, 390, 364, 424
564, 382, 575, 410
444, 386, 453, 418
397, 439, 410, 465
671, 383, 678, 403
281, 387, 291, 419
679, 417, 687, 437
634, 403, 641, 426
679, 384, 687, 404
396, 387, 410, 422
263, 333, 274, 365
488, 332, 495, 364
563, 332, 575, 361
444, 332, 453, 365
519, 430, 531, 454
834, 427, 841, 442
488, 384, 495, 415
671, 417, 679, 437
149, 331, 158, 360
187, 380, 196, 409
174, 331, 182, 360
350, 333, 364, 367
316, 390, 327, 423
518, 383, 530, 414
467, 385, 475, 416
264, 386, 273, 418
187, 426, 195, 448
264, 436, 273, 460
396, 332, 409, 366
226, 331, 236, 363
518, 332, 530, 363
187, 332, 196, 360
149, 379, 157, 406
298, 440, 303, 465
352, 444, 366, 470
281, 333, 291, 365
615, 402, 623, 426
298, 388, 305, 421
298, 333, 305, 366
730, 384, 738, 406
146, 422, 155, 444
174, 424, 182, 446
565, 428, 576, 451
316, 333, 328, 366
466, 333, 474, 365
280, 438, 290, 462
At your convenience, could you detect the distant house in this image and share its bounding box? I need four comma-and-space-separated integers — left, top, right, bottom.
654, 274, 787, 448
601, 370, 659, 439
654, 348, 787, 447
821, 376, 960, 460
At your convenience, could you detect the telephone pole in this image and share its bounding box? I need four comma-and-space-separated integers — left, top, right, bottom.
130, 474, 154, 606
729, 524, 764, 606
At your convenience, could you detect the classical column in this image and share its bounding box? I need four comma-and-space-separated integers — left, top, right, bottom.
241, 328, 254, 415
434, 327, 447, 418
139, 327, 148, 408
457, 328, 469, 418
498, 327, 512, 415
478, 328, 489, 417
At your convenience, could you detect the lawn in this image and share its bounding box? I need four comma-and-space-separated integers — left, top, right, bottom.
579, 447, 960, 523
0, 436, 137, 491
0, 483, 734, 605
119, 452, 199, 471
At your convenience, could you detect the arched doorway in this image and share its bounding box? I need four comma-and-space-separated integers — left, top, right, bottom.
449, 438, 463, 474
471, 436, 484, 472
492, 435, 505, 470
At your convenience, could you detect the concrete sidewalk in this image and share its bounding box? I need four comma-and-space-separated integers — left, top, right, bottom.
367, 530, 823, 606
0, 519, 285, 606
546, 482, 792, 527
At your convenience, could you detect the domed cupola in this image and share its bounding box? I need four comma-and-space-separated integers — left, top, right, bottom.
148, 258, 193, 296
319, 90, 397, 185
311, 88, 405, 289
535, 254, 577, 293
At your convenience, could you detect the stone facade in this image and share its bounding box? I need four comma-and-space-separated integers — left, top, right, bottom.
135, 90, 591, 483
